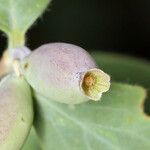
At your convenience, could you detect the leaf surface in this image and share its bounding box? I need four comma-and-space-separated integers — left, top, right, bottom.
92, 52, 150, 88
23, 128, 41, 150
92, 52, 150, 113
0, 0, 51, 34
34, 83, 150, 150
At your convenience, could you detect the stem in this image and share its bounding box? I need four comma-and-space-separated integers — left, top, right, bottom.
8, 30, 25, 51
7, 30, 26, 76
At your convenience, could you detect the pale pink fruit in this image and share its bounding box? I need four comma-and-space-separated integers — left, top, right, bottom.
20, 43, 110, 104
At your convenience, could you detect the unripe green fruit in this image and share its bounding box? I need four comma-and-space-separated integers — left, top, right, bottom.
20, 43, 110, 104
0, 74, 33, 150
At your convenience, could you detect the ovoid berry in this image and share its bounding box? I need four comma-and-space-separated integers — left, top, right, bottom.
0, 74, 33, 150
20, 43, 110, 104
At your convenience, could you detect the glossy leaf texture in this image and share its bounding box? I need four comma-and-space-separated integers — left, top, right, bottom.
34, 83, 150, 150
0, 0, 51, 34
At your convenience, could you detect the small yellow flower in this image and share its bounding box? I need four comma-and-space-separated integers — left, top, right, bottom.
80, 68, 110, 101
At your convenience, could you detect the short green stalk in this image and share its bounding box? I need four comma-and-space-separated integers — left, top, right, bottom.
8, 30, 25, 52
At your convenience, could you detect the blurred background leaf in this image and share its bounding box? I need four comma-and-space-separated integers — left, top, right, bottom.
93, 52, 150, 88
0, 0, 51, 35
1, 0, 149, 58
92, 52, 150, 114
23, 128, 41, 150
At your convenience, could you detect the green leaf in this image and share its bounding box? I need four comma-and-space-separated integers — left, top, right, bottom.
0, 0, 51, 34
0, 0, 51, 48
92, 52, 150, 113
34, 83, 150, 150
23, 128, 41, 150
92, 52, 150, 88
